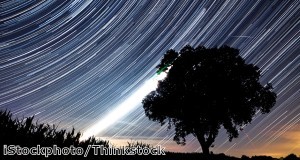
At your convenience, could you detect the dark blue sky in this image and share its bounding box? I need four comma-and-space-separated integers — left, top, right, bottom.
0, 0, 299, 157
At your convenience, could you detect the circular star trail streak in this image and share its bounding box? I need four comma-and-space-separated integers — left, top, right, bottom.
0, 0, 299, 157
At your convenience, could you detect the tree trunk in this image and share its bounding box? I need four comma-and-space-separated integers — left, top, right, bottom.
201, 143, 209, 155
195, 132, 212, 155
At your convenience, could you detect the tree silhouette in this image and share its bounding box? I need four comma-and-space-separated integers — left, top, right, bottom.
142, 45, 277, 154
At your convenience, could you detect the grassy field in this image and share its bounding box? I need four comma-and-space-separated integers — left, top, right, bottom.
1, 110, 299, 160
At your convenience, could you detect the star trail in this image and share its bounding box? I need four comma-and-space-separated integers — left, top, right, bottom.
0, 0, 299, 157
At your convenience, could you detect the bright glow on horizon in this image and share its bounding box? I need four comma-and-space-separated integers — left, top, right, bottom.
81, 72, 167, 140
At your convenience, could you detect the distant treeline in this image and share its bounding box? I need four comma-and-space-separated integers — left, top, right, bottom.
0, 110, 299, 160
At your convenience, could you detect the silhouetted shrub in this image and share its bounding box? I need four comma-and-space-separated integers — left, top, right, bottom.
284, 154, 300, 160
242, 155, 251, 160
0, 109, 108, 159
251, 155, 276, 160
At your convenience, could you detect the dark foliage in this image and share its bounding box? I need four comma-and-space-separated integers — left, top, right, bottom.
142, 45, 277, 154
250, 155, 276, 160
242, 155, 251, 160
283, 154, 300, 160
0, 109, 108, 159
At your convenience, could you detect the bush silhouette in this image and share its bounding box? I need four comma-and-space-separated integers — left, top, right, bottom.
0, 110, 108, 159
283, 154, 300, 160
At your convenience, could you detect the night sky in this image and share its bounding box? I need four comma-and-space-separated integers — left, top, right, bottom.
0, 0, 299, 157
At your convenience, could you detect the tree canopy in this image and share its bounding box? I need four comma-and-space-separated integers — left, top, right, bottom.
142, 45, 277, 154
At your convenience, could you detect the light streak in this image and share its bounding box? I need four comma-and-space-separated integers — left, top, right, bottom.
81, 72, 167, 140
